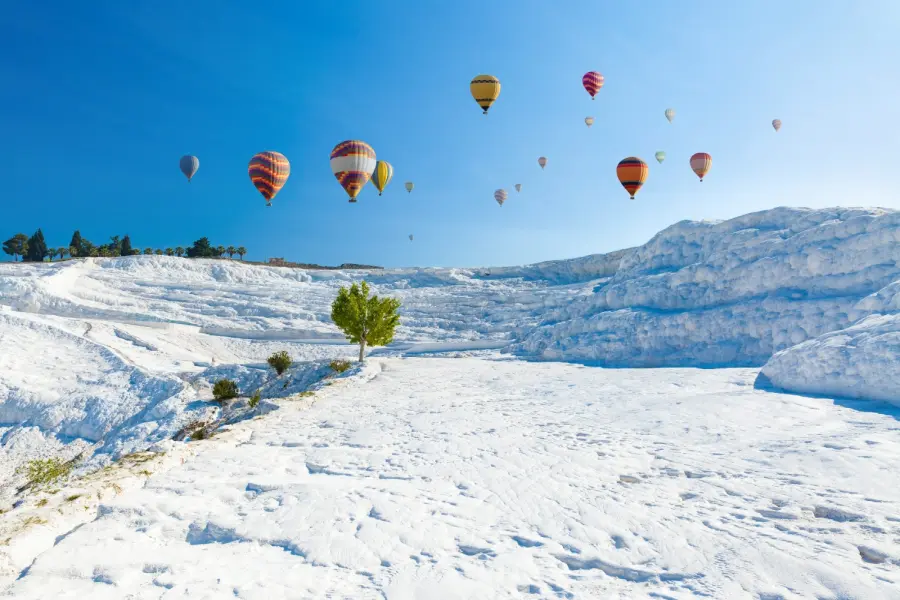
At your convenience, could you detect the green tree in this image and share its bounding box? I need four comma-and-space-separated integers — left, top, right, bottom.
47, 248, 57, 262
186, 237, 216, 258
25, 229, 48, 262
68, 245, 78, 259
3, 233, 29, 262
237, 246, 246, 260
143, 247, 153, 255
98, 247, 109, 258
226, 245, 236, 258
175, 246, 185, 257
330, 281, 401, 363
89, 247, 99, 257
165, 247, 174, 256
59, 247, 70, 260
216, 245, 225, 257
69, 231, 83, 257
154, 248, 163, 255
121, 235, 134, 256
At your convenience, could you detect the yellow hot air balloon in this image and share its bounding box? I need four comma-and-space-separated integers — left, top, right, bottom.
470, 74, 501, 115
585, 116, 595, 127
371, 160, 393, 196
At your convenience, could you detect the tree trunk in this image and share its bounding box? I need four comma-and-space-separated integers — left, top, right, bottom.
358, 339, 367, 363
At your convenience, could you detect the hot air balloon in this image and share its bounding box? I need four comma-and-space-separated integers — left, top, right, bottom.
409, 234, 414, 241
772, 119, 782, 132
582, 71, 604, 99
405, 181, 414, 193
585, 116, 595, 128
616, 157, 649, 200
330, 140, 376, 202
515, 183, 522, 192
179, 155, 199, 183
371, 160, 393, 196
470, 74, 501, 115
690, 152, 712, 182
494, 189, 508, 206
248, 151, 290, 206
538, 157, 547, 169
655, 151, 666, 164
665, 108, 675, 123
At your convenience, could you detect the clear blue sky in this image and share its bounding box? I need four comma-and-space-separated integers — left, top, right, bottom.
2, 1, 898, 267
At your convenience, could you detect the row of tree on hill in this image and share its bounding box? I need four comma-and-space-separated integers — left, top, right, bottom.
2, 229, 247, 262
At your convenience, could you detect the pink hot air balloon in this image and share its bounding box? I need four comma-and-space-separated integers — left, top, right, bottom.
772, 119, 782, 132
582, 71, 604, 99
538, 156, 547, 169
494, 189, 508, 206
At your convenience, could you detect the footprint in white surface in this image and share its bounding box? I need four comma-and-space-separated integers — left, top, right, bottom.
458, 544, 496, 560
813, 505, 866, 522
511, 535, 544, 548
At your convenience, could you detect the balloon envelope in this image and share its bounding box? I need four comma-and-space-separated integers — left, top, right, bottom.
470, 74, 501, 114
772, 119, 782, 132
655, 151, 666, 164
330, 140, 377, 202
616, 157, 649, 200
180, 155, 199, 182
538, 157, 547, 169
665, 108, 675, 123
409, 234, 413, 241
690, 152, 712, 181
585, 116, 594, 127
248, 151, 290, 205
494, 189, 507, 206
582, 71, 604, 99
514, 183, 522, 192
405, 181, 414, 193
371, 160, 393, 195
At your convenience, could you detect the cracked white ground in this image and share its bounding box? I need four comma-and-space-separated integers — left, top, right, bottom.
6, 357, 899, 599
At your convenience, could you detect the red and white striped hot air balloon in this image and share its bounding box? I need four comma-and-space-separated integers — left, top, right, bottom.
582, 71, 604, 99
690, 152, 712, 182
494, 189, 508, 206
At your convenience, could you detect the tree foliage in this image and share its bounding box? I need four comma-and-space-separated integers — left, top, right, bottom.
212, 379, 239, 401
330, 281, 401, 362
3, 233, 29, 261
267, 351, 292, 375
24, 229, 48, 262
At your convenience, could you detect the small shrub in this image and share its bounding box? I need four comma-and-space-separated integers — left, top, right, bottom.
191, 428, 209, 441
36, 498, 48, 507
267, 351, 292, 375
248, 390, 261, 409
17, 458, 73, 487
329, 359, 351, 374
64, 494, 82, 503
298, 390, 315, 398
212, 379, 239, 401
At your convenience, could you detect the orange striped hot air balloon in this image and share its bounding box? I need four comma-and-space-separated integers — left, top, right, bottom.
248, 151, 290, 206
330, 140, 377, 202
616, 157, 649, 200
690, 152, 712, 182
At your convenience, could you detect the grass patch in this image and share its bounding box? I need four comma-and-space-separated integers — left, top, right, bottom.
64, 494, 82, 503
17, 457, 73, 488
36, 498, 48, 507
297, 390, 315, 398
329, 359, 352, 374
